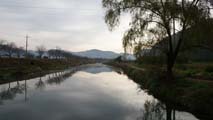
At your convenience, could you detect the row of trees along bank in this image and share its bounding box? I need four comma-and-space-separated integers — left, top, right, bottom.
0, 40, 80, 60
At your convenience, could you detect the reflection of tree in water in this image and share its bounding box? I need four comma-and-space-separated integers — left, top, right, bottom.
46, 70, 76, 85
138, 100, 178, 120
46, 73, 63, 85
138, 100, 165, 120
0, 69, 76, 105
0, 82, 25, 103
35, 77, 45, 90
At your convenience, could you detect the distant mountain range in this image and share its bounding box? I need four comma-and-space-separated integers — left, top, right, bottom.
0, 48, 135, 60
72, 49, 136, 60
72, 49, 120, 59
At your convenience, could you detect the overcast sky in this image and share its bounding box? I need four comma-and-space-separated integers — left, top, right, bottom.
0, 0, 130, 52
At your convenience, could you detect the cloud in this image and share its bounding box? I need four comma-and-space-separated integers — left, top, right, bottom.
0, 0, 130, 52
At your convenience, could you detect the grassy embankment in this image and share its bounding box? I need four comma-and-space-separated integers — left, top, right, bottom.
0, 58, 95, 84
108, 62, 213, 120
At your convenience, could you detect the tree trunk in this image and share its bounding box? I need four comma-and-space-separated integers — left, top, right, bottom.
167, 65, 173, 81
167, 55, 174, 81
173, 109, 176, 120
166, 105, 172, 120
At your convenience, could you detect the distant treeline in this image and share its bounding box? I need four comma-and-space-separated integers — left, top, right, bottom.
0, 40, 85, 60
0, 40, 24, 58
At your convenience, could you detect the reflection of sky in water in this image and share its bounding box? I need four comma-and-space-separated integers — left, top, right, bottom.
0, 64, 198, 120
77, 64, 116, 74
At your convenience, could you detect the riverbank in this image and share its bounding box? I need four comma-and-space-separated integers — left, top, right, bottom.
0, 58, 95, 84
108, 62, 213, 120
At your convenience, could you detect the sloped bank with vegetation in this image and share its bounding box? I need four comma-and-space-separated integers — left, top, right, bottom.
0, 58, 95, 84
108, 62, 213, 120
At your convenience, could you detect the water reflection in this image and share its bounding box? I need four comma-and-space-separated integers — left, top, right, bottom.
0, 64, 198, 120
35, 77, 45, 90
0, 69, 77, 105
0, 82, 25, 105
80, 64, 113, 74
137, 100, 198, 120
137, 100, 165, 120
46, 70, 76, 85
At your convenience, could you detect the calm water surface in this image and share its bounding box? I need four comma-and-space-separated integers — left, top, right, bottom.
0, 64, 198, 120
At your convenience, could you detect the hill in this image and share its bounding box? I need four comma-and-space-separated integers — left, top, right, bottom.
72, 49, 120, 59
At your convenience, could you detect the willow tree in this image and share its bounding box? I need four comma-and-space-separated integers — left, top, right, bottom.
102, 0, 212, 80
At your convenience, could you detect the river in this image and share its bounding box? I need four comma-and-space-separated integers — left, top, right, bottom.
0, 64, 198, 120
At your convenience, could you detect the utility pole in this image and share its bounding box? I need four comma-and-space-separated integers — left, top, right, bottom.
25, 35, 29, 58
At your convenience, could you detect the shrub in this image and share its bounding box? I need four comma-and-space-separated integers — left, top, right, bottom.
137, 56, 166, 65
205, 65, 213, 73
184, 69, 197, 77
175, 64, 187, 70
